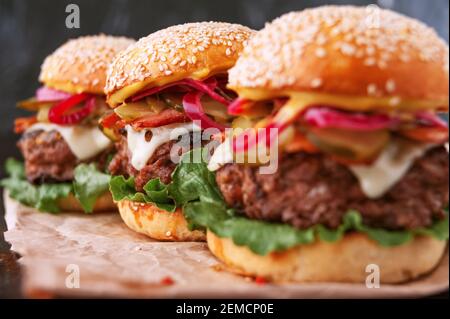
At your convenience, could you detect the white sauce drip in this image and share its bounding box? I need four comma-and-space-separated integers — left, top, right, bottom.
208, 137, 434, 200
126, 123, 201, 170
208, 138, 233, 171
26, 123, 112, 160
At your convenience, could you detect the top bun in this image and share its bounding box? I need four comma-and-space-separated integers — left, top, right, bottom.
39, 34, 135, 95
229, 6, 449, 108
105, 22, 254, 107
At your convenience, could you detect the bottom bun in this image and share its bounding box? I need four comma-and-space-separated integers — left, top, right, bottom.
118, 199, 206, 241
207, 231, 447, 283
58, 192, 117, 213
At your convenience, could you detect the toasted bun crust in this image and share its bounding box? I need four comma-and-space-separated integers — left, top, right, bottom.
207, 231, 447, 283
229, 6, 449, 105
57, 192, 117, 213
105, 22, 254, 106
39, 35, 134, 95
117, 199, 205, 241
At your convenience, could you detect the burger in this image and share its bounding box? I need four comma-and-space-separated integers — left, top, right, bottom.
104, 22, 254, 241
184, 7, 449, 283
1, 35, 135, 213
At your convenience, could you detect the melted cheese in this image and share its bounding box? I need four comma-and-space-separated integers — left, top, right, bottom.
232, 88, 447, 113
209, 136, 434, 200
108, 67, 234, 107
208, 138, 233, 171
126, 123, 201, 170
26, 123, 112, 160
349, 139, 433, 199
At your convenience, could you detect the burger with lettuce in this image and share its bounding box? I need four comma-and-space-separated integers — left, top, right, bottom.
104, 22, 254, 241
1, 35, 134, 213
176, 7, 448, 283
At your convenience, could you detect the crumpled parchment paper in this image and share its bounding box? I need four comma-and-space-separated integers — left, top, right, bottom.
3, 191, 449, 298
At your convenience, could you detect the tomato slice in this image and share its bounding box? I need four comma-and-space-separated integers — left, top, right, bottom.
100, 112, 123, 128
130, 108, 190, 130
401, 127, 449, 143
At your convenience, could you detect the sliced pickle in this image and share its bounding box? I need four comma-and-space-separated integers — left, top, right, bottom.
161, 93, 184, 111
202, 96, 232, 121
17, 98, 54, 111
307, 128, 390, 161
100, 126, 120, 141
114, 101, 157, 121
232, 116, 255, 130
36, 105, 51, 123
146, 96, 168, 113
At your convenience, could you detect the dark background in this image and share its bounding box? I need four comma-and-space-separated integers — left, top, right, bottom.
0, 0, 449, 170
0, 0, 449, 298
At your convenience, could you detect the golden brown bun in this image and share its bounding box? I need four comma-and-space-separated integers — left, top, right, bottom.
229, 6, 449, 107
105, 22, 254, 106
207, 231, 447, 283
39, 35, 134, 95
57, 192, 117, 213
117, 199, 205, 241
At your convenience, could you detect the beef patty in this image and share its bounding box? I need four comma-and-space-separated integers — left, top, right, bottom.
18, 129, 111, 184
216, 147, 449, 230
108, 137, 177, 192
108, 132, 204, 192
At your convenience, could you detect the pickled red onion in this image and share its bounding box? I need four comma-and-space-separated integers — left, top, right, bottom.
36, 87, 72, 101
131, 78, 229, 105
303, 107, 400, 131
182, 92, 227, 130
48, 94, 96, 125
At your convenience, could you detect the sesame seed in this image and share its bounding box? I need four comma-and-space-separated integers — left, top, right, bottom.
225, 48, 232, 56
164, 70, 173, 76
340, 43, 356, 56
367, 84, 378, 96
315, 47, 327, 58
40, 34, 134, 92
389, 96, 401, 106
228, 6, 448, 94
105, 22, 253, 95
171, 57, 181, 65
364, 57, 376, 66
166, 231, 172, 237
385, 79, 396, 93
310, 78, 323, 88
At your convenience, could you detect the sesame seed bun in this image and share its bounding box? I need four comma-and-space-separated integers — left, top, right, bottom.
207, 231, 447, 283
39, 35, 134, 95
105, 22, 254, 107
117, 199, 205, 242
228, 6, 449, 109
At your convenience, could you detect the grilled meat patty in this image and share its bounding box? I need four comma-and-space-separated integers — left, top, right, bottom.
18, 129, 111, 183
216, 147, 449, 230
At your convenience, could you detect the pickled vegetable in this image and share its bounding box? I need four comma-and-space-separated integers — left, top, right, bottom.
307, 128, 390, 161
17, 98, 54, 111
114, 101, 157, 121
37, 105, 51, 123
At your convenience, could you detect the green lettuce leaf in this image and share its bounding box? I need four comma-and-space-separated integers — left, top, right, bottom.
1, 158, 72, 213
73, 164, 111, 213
109, 175, 176, 212
108, 149, 449, 255
169, 148, 224, 205
184, 202, 449, 255
1, 159, 113, 214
